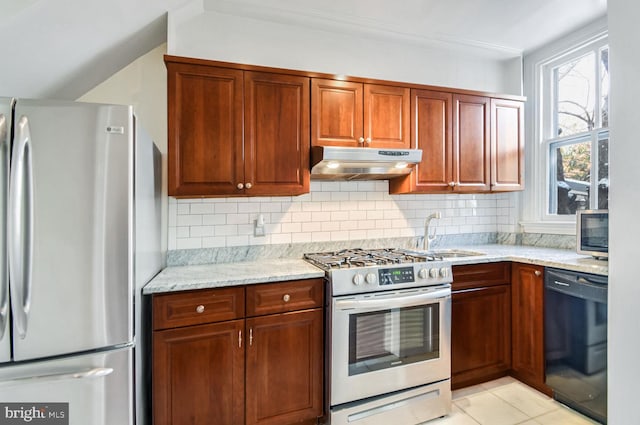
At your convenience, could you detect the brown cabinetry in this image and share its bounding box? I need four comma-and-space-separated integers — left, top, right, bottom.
152, 280, 324, 425
390, 92, 523, 194
511, 263, 549, 394
491, 98, 525, 191
166, 57, 309, 197
311, 79, 410, 149
451, 263, 511, 389
454, 94, 491, 192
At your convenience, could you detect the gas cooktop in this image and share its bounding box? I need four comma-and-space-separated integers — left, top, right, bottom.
303, 248, 446, 270
304, 248, 453, 295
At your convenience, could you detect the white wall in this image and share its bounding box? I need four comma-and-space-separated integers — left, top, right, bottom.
607, 2, 640, 423
169, 9, 522, 95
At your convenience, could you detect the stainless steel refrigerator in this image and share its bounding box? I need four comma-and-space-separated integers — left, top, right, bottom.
0, 98, 162, 425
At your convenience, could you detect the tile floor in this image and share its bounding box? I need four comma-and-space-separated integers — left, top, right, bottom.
422, 377, 600, 425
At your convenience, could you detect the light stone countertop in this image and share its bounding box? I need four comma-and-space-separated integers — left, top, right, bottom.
144, 244, 607, 295
143, 258, 325, 294
439, 244, 608, 275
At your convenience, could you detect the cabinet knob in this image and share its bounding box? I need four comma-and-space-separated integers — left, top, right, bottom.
283, 294, 291, 302
196, 305, 205, 314
237, 183, 244, 190
534, 270, 542, 277
365, 137, 371, 144
448, 181, 456, 187
358, 137, 365, 144
245, 182, 252, 189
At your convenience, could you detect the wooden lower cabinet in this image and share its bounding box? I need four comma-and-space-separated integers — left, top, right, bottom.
511, 263, 549, 394
451, 263, 511, 389
153, 320, 245, 425
152, 281, 324, 425
246, 310, 323, 425
451, 285, 511, 389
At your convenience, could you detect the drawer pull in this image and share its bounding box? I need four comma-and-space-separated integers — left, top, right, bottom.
195, 305, 205, 314
283, 294, 291, 302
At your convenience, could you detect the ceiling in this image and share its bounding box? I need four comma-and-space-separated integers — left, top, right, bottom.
0, 0, 607, 100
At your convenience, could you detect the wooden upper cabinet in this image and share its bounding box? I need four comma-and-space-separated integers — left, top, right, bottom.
312, 79, 363, 147
312, 79, 410, 148
491, 98, 524, 191
390, 89, 452, 193
453, 94, 491, 192
167, 62, 243, 197
244, 71, 310, 196
166, 57, 310, 197
364, 84, 411, 148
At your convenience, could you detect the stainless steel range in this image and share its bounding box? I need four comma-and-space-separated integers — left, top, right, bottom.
304, 248, 452, 425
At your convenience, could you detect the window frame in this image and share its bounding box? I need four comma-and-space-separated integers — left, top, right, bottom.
521, 29, 608, 235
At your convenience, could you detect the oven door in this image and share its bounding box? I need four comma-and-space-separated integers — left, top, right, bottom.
331, 285, 451, 406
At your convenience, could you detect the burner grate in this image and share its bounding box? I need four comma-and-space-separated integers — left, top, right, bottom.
304, 248, 439, 270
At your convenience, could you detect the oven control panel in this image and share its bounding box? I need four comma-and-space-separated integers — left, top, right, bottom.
330, 262, 453, 296
379, 266, 414, 285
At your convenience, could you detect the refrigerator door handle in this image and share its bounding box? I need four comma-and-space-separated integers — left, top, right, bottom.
8, 115, 34, 339
0, 367, 114, 386
0, 113, 7, 340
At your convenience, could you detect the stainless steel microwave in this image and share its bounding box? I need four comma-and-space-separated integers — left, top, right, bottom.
577, 209, 609, 259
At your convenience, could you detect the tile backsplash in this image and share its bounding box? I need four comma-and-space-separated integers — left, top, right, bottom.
168, 181, 519, 250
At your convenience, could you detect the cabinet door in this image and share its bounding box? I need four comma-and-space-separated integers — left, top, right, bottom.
491, 98, 524, 191
390, 89, 452, 193
245, 72, 310, 196
167, 62, 244, 196
153, 320, 245, 425
364, 84, 410, 148
451, 285, 511, 389
511, 263, 548, 393
312, 79, 363, 147
245, 310, 323, 425
453, 94, 491, 192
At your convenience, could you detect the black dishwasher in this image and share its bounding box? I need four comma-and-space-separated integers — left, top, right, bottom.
545, 268, 607, 424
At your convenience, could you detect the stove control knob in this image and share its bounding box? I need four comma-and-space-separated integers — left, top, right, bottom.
439, 267, 450, 278
365, 273, 377, 284
429, 268, 439, 278
418, 268, 428, 279
353, 273, 365, 286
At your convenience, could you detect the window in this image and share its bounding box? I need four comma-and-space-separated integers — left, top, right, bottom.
543, 39, 609, 216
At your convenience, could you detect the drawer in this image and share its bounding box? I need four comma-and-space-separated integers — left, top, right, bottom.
246, 279, 324, 317
153, 287, 245, 330
452, 262, 511, 291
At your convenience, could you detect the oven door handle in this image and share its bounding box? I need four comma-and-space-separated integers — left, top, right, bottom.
335, 288, 450, 311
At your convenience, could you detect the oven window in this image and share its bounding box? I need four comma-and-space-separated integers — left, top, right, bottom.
348, 304, 440, 376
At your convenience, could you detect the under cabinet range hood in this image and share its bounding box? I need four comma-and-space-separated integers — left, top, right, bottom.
310, 146, 422, 180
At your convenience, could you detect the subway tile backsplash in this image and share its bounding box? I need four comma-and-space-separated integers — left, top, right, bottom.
168, 181, 519, 250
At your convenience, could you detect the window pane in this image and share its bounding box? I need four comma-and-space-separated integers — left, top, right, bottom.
600, 48, 609, 128
598, 137, 609, 209
555, 53, 596, 137
550, 141, 591, 214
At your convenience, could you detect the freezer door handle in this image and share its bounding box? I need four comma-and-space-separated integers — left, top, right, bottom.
8, 115, 35, 339
0, 114, 7, 340
0, 367, 114, 386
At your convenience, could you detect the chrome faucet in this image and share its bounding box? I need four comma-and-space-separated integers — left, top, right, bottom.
423, 211, 442, 251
